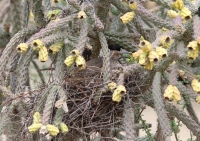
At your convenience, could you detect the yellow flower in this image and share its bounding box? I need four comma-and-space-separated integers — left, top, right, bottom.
108, 82, 117, 91
77, 11, 87, 19
112, 92, 122, 102
16, 43, 28, 53
144, 60, 154, 70
28, 124, 42, 133
187, 41, 198, 51
46, 124, 60, 137
171, 0, 184, 10
132, 49, 143, 60
164, 85, 181, 102
156, 47, 167, 59
64, 55, 76, 67
129, 1, 137, 11
38, 46, 48, 62
196, 96, 200, 103
138, 52, 147, 65
167, 10, 179, 18
70, 49, 79, 57
33, 112, 42, 124
120, 11, 135, 24
148, 51, 159, 63
75, 55, 86, 70
60, 122, 68, 134
160, 36, 173, 48
49, 42, 63, 54
31, 39, 44, 51
179, 7, 192, 21
47, 10, 62, 20
139, 39, 152, 52
191, 79, 200, 93
117, 85, 126, 95
187, 50, 199, 60
112, 85, 126, 102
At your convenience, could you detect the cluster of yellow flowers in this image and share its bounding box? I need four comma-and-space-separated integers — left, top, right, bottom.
31, 39, 48, 62
167, 0, 192, 23
28, 112, 68, 137
186, 38, 200, 60
108, 82, 126, 102
132, 36, 171, 70
64, 49, 86, 70
120, 1, 137, 24
16, 39, 49, 62
164, 85, 181, 102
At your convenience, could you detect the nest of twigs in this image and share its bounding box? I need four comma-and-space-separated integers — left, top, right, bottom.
55, 65, 146, 139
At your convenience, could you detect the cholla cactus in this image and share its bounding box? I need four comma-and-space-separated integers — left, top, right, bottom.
1, 0, 200, 140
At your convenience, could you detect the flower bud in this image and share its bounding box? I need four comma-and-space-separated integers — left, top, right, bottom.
47, 10, 62, 20
60, 122, 69, 133
31, 39, 44, 51
16, 43, 28, 53
139, 52, 147, 65
171, 0, 184, 10
187, 50, 199, 60
75, 55, 86, 70
139, 39, 152, 52
191, 79, 200, 93
33, 112, 42, 124
28, 124, 42, 133
46, 124, 59, 137
49, 42, 63, 54
78, 11, 86, 19
112, 85, 126, 102
148, 51, 159, 63
164, 85, 181, 102
70, 49, 79, 57
64, 55, 76, 67
38, 46, 48, 62
120, 11, 135, 24
156, 47, 167, 59
187, 41, 198, 51
108, 82, 117, 91
129, 1, 137, 11
179, 7, 192, 21
167, 10, 178, 18
160, 36, 173, 48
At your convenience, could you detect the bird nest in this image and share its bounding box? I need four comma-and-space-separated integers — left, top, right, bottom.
56, 65, 146, 138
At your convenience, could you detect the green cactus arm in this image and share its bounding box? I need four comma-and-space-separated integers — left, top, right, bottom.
32, 0, 46, 27
42, 85, 58, 124
98, 32, 111, 84
152, 72, 172, 138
